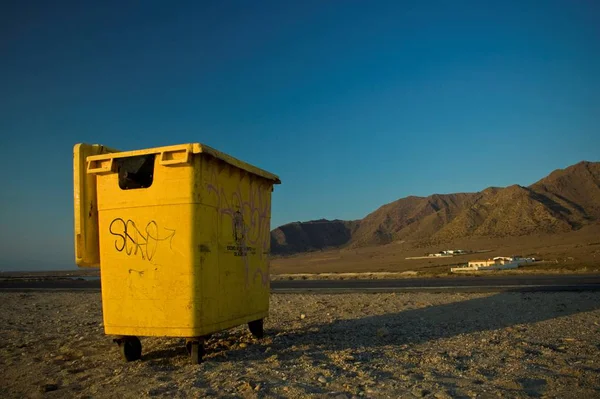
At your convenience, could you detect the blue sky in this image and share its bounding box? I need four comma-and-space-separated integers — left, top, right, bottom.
1, 0, 598, 270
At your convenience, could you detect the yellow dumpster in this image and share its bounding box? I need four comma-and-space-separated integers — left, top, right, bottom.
73, 142, 281, 363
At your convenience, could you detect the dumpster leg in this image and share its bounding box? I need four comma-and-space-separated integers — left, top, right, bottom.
185, 337, 205, 365
248, 319, 264, 339
113, 336, 142, 362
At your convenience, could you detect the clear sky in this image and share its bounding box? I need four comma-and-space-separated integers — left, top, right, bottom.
1, 0, 598, 270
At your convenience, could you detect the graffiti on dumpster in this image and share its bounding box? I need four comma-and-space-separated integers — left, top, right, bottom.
227, 245, 257, 257
109, 218, 176, 261
206, 163, 272, 287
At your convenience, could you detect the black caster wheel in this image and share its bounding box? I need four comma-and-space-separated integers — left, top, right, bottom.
114, 336, 142, 362
248, 319, 264, 339
185, 339, 205, 365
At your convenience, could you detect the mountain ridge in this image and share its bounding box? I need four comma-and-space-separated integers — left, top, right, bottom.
270, 160, 600, 255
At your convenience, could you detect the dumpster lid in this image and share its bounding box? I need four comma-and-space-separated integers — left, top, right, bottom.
86, 143, 281, 184
73, 143, 120, 267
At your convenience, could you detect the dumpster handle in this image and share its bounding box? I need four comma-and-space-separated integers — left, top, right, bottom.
87, 158, 114, 174
159, 148, 191, 166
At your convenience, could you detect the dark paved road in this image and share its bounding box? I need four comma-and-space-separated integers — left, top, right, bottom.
271, 274, 600, 293
1, 274, 600, 293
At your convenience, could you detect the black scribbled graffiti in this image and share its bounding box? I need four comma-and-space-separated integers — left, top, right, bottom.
109, 218, 176, 261
232, 211, 245, 242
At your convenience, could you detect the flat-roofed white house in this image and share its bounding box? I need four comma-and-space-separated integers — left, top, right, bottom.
450, 256, 534, 272
468, 257, 515, 267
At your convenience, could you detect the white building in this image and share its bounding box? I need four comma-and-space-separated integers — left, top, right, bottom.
451, 256, 535, 272
440, 249, 466, 255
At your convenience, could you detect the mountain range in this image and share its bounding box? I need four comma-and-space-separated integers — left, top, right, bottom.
270, 161, 600, 255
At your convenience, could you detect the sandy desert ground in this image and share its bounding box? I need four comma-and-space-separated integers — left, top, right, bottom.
270, 226, 600, 276
1, 290, 600, 398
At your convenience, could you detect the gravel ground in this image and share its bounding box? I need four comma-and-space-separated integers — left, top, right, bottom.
1, 291, 599, 398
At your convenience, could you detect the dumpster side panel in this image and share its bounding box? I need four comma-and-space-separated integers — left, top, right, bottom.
201, 156, 273, 325
96, 157, 201, 336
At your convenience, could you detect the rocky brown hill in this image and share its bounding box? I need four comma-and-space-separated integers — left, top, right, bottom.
270, 161, 600, 255
270, 219, 360, 255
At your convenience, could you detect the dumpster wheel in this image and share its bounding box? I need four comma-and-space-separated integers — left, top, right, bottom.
248, 319, 264, 339
114, 336, 142, 362
185, 338, 205, 365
